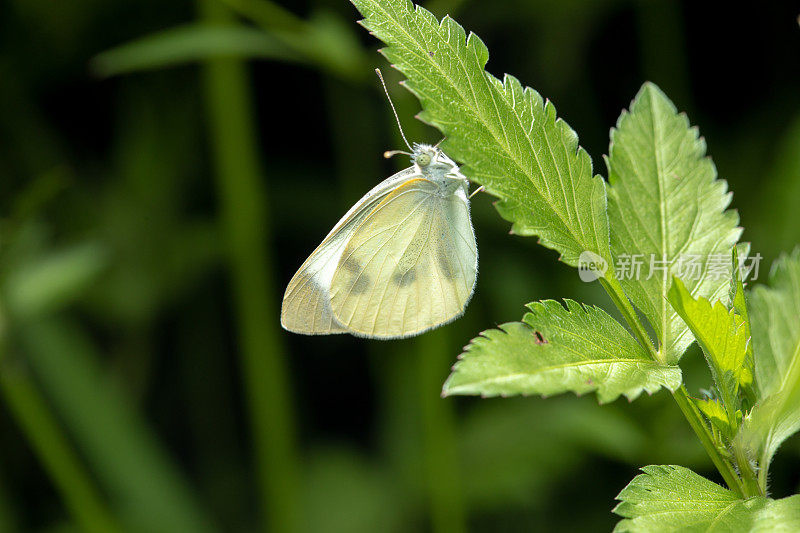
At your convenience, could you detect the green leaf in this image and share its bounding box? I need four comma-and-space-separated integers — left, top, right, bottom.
613, 465, 744, 532
442, 300, 681, 403
749, 248, 800, 398
751, 495, 800, 533
739, 248, 800, 476
614, 465, 800, 533
606, 83, 742, 363
351, 0, 611, 267
91, 24, 298, 77
667, 276, 750, 419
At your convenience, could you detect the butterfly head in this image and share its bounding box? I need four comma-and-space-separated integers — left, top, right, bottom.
411, 143, 467, 197
412, 143, 458, 173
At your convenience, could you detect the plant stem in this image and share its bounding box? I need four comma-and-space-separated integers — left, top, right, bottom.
200, 2, 299, 531
732, 444, 762, 498
599, 275, 746, 497
0, 352, 122, 533
672, 385, 746, 497
417, 330, 466, 533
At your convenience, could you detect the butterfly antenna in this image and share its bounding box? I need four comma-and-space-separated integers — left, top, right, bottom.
375, 69, 413, 151
469, 185, 486, 199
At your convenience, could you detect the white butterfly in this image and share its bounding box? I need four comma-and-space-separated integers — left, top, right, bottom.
281, 140, 478, 339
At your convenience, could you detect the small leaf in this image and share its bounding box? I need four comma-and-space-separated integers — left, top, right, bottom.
351, 0, 612, 268
668, 276, 750, 419
694, 398, 733, 440
614, 465, 799, 533
739, 248, 800, 476
443, 300, 681, 403
606, 83, 742, 363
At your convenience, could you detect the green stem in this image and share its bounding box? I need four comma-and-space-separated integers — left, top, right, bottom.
417, 330, 466, 533
200, 2, 299, 532
599, 277, 660, 362
758, 450, 769, 494
732, 444, 762, 498
0, 353, 122, 533
599, 275, 746, 497
672, 385, 746, 497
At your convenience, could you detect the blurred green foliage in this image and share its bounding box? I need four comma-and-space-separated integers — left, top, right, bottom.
0, 0, 797, 532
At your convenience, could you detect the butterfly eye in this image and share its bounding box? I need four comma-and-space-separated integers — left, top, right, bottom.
416, 153, 431, 167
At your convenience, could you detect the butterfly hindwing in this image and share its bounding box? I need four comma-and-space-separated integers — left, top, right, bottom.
329, 177, 477, 338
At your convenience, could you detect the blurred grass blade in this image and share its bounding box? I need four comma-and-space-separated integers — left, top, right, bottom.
5, 243, 106, 319
0, 356, 122, 533
416, 330, 466, 533
221, 0, 367, 80
91, 23, 299, 77
0, 467, 17, 533
301, 448, 404, 533
20, 319, 215, 533
200, 2, 299, 532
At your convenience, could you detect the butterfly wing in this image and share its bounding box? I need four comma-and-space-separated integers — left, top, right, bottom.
329, 177, 477, 339
281, 168, 416, 335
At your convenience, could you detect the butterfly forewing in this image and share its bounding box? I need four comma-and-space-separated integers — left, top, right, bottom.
329, 177, 477, 338
281, 168, 417, 335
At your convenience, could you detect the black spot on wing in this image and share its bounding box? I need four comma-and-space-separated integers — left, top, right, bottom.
341, 256, 361, 273
349, 274, 370, 294
391, 268, 416, 286
339, 255, 370, 294
437, 245, 456, 279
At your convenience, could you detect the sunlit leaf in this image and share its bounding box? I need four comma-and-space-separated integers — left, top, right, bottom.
351, 0, 612, 268
606, 83, 742, 363
443, 300, 681, 403
668, 276, 750, 418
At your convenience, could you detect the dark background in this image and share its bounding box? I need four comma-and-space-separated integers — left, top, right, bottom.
0, 0, 798, 531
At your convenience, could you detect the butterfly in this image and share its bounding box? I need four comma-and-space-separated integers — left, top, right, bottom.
281, 73, 478, 339
281, 142, 478, 339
